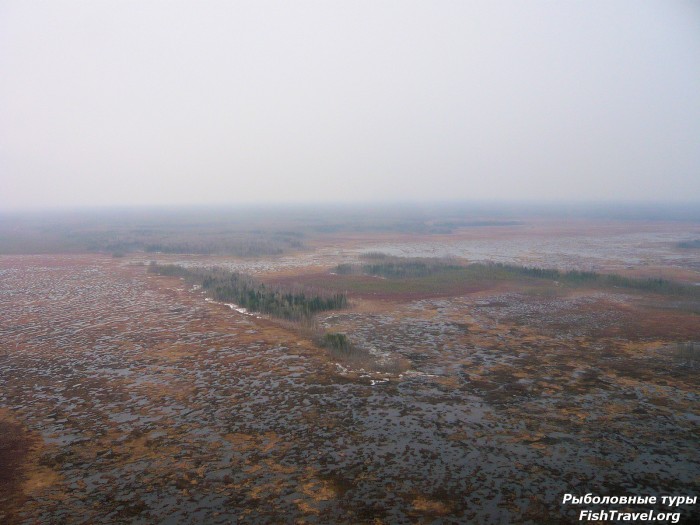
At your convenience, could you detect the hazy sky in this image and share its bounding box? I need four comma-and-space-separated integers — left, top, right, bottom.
1, 1, 699, 210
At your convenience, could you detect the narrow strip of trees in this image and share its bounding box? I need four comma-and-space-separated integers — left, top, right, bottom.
336, 257, 460, 278
148, 263, 347, 320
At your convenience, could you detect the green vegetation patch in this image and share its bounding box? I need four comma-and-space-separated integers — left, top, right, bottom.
338, 256, 462, 279
322, 333, 352, 353
149, 263, 347, 321
318, 331, 409, 374
675, 342, 700, 368
677, 239, 700, 250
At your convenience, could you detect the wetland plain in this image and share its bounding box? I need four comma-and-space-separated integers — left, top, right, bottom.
1, 206, 698, 524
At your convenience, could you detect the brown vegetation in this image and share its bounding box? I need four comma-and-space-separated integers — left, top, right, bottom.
1, 216, 698, 523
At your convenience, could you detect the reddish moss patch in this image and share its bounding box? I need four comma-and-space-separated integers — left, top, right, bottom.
0, 410, 39, 524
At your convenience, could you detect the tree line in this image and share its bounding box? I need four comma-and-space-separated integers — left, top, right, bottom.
334, 257, 697, 297
148, 263, 347, 320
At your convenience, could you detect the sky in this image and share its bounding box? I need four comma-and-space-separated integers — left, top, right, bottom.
1, 0, 699, 210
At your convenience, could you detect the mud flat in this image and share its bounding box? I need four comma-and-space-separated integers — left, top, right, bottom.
1, 221, 699, 524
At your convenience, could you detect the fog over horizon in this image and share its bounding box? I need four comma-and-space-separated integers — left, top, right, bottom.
2, 1, 699, 211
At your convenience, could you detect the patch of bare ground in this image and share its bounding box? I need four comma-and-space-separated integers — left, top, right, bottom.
267, 271, 502, 301
598, 303, 700, 340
